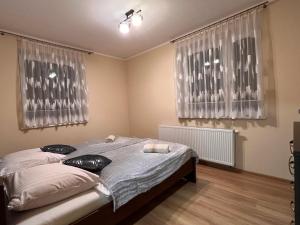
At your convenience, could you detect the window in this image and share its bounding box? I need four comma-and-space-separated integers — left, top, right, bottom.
187, 48, 225, 115
175, 9, 264, 119
232, 37, 260, 117
18, 39, 88, 128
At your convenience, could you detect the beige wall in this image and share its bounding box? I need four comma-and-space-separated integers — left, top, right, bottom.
0, 36, 130, 156
127, 0, 300, 180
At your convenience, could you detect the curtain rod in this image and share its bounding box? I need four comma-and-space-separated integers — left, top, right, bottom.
0, 29, 93, 54
170, 1, 270, 43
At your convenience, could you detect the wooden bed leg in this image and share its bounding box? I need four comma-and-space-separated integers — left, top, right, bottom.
185, 168, 196, 183
0, 182, 7, 225
185, 158, 197, 183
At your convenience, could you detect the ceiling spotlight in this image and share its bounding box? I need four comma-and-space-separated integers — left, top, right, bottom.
119, 9, 143, 34
119, 21, 130, 34
131, 10, 143, 27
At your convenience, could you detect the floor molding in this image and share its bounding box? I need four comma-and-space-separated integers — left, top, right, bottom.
198, 160, 291, 183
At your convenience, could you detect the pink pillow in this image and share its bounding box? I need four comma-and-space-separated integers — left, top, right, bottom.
5, 163, 100, 211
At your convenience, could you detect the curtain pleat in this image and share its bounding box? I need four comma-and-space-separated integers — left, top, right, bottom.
18, 39, 88, 128
175, 9, 264, 119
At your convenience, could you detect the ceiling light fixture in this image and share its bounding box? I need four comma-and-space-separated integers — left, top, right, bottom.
119, 9, 143, 34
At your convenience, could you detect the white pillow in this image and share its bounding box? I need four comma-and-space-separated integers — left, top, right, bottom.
105, 134, 116, 143
0, 148, 65, 178
5, 163, 100, 211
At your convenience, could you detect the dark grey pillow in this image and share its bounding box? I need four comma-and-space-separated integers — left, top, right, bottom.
63, 155, 112, 172
40, 144, 76, 155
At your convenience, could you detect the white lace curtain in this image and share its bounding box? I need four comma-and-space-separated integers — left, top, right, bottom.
175, 9, 264, 119
18, 39, 88, 128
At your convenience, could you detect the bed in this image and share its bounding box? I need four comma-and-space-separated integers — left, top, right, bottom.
0, 137, 197, 225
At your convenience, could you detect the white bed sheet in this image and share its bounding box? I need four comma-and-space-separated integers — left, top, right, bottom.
8, 184, 112, 225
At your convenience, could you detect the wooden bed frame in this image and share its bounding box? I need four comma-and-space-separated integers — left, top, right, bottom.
0, 157, 197, 225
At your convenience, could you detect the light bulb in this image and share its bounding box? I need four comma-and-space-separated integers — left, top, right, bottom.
49, 72, 57, 79
119, 21, 130, 34
131, 13, 143, 27
214, 59, 220, 64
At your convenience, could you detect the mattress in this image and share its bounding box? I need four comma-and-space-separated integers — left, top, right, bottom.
8, 184, 112, 225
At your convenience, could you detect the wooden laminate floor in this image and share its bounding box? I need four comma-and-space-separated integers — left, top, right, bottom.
133, 165, 293, 225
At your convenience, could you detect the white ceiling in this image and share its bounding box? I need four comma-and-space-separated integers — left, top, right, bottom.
0, 0, 264, 59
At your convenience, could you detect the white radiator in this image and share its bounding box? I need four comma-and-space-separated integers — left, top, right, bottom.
159, 125, 235, 166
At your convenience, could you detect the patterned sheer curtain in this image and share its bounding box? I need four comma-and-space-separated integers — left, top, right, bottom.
175, 9, 264, 119
18, 39, 88, 128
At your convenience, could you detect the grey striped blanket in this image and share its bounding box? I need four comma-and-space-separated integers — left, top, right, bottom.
66, 137, 197, 211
